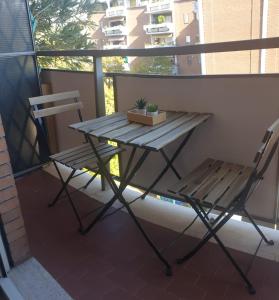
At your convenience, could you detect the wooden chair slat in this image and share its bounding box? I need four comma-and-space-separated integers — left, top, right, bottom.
254, 117, 279, 165
33, 102, 83, 119
203, 164, 244, 204
193, 162, 234, 201
69, 144, 117, 167
29, 90, 80, 106
81, 147, 123, 170
217, 167, 253, 208
52, 145, 93, 162
50, 143, 91, 160
168, 158, 215, 194
60, 144, 111, 164
182, 160, 224, 196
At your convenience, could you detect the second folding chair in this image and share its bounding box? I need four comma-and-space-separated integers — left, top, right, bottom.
29, 90, 122, 232
168, 118, 278, 294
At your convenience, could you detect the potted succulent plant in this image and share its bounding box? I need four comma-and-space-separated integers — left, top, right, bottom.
135, 98, 147, 114
146, 103, 159, 116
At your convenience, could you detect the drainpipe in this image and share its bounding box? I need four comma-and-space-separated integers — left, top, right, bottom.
260, 0, 269, 73
197, 0, 206, 75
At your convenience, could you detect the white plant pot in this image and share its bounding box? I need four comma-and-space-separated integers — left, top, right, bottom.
136, 108, 146, 115
147, 111, 158, 116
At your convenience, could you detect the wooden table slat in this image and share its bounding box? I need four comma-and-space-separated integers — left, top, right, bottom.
91, 119, 130, 137
145, 114, 211, 150
81, 114, 127, 133
70, 112, 124, 130
130, 113, 197, 147
113, 112, 185, 144
103, 123, 144, 139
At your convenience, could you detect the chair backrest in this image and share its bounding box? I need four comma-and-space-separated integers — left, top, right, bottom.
253, 117, 279, 178
225, 118, 279, 208
29, 90, 83, 121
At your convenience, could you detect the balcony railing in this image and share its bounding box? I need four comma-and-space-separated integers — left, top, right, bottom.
103, 25, 127, 37
103, 44, 127, 49
37, 37, 279, 225
146, 0, 172, 13
105, 6, 126, 18
143, 22, 174, 34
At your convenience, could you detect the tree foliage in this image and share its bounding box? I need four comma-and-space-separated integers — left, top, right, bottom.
131, 56, 174, 75
29, 0, 101, 70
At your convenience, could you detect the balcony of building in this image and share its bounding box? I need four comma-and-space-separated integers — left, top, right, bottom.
146, 0, 172, 14
103, 25, 128, 36
105, 6, 127, 18
145, 35, 175, 48
103, 43, 127, 49
143, 22, 174, 34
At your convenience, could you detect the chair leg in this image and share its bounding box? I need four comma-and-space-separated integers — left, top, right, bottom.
178, 201, 256, 294
243, 208, 274, 245
49, 162, 76, 207
52, 162, 84, 230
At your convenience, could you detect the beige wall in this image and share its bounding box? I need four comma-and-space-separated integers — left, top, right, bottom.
92, 13, 106, 49
115, 74, 279, 223
174, 0, 201, 74
126, 7, 149, 67
126, 7, 148, 48
202, 0, 262, 74
266, 1, 279, 72
41, 70, 97, 152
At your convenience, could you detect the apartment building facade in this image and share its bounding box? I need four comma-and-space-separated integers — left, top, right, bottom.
91, 0, 279, 75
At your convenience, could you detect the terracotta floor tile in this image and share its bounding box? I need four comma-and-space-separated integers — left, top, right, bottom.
16, 170, 279, 300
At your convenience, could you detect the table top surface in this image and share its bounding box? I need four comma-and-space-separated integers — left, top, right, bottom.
70, 111, 211, 151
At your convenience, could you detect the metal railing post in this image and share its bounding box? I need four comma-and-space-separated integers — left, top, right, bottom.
93, 56, 106, 117
93, 56, 106, 190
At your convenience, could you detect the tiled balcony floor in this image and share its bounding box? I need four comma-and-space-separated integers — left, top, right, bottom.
17, 170, 279, 300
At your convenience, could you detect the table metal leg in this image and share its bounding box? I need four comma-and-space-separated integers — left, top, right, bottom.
85, 138, 172, 275
95, 130, 195, 222
141, 130, 194, 199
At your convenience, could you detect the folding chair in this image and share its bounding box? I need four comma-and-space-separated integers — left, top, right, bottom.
168, 118, 279, 294
29, 90, 122, 231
